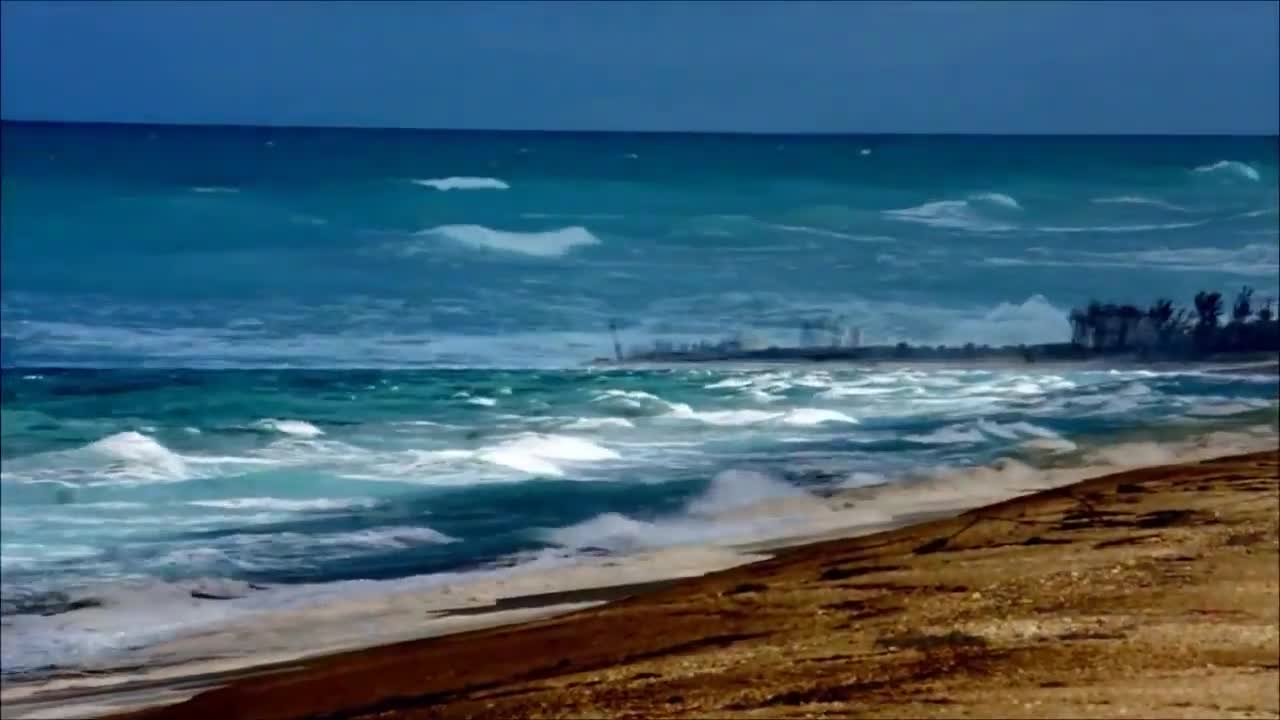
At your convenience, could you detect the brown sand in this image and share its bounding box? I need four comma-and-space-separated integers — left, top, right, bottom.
110, 449, 1280, 720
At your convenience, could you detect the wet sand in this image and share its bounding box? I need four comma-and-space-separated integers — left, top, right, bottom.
107, 449, 1278, 720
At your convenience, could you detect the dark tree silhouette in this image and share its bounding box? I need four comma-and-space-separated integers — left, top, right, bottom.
1193, 291, 1224, 352
1259, 298, 1275, 323
1117, 305, 1142, 348
1193, 291, 1224, 329
1085, 301, 1103, 349
1069, 308, 1088, 347
1148, 299, 1176, 344
1232, 286, 1254, 324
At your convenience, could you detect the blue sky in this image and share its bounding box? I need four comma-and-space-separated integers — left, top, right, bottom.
2, 0, 1277, 134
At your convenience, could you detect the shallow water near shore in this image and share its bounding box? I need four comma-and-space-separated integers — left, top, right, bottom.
2, 364, 1276, 674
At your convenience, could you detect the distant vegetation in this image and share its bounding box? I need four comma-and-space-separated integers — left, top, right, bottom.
1067, 286, 1279, 359
612, 286, 1279, 365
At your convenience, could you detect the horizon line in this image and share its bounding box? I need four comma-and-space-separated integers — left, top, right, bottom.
3, 118, 1277, 139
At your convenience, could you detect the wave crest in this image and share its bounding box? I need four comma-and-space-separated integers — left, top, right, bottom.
1192, 160, 1261, 182
883, 196, 1018, 232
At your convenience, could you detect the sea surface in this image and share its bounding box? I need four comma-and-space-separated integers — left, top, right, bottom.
1, 125, 1278, 673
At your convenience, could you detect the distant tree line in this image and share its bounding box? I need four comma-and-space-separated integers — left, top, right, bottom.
1068, 286, 1279, 358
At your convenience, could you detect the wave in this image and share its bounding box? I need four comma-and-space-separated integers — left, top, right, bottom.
563, 417, 635, 430
543, 469, 815, 552
254, 419, 324, 438
883, 197, 1017, 233
1091, 196, 1190, 212
907, 419, 1061, 446
988, 244, 1279, 278
779, 408, 858, 426
413, 224, 601, 258
590, 389, 676, 415
967, 192, 1021, 209
186, 497, 379, 512
410, 177, 510, 191
1192, 160, 1261, 182
88, 431, 189, 481
190, 186, 240, 194
665, 404, 781, 426
478, 433, 620, 477
1034, 220, 1206, 234
763, 223, 893, 243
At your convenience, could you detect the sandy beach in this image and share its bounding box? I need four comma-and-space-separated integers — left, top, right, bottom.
1, 430, 1272, 720
119, 448, 1277, 720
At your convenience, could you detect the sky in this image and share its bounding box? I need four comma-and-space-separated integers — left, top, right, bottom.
1, 0, 1277, 134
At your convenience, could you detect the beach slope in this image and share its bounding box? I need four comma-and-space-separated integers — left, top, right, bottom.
112, 449, 1280, 720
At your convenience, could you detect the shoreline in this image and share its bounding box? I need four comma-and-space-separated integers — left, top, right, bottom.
592, 356, 1280, 375
117, 447, 1278, 720
2, 427, 1275, 719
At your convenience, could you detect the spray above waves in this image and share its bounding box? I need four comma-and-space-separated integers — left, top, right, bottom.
409, 224, 601, 258
1192, 160, 1261, 182
542, 469, 824, 552
410, 177, 510, 191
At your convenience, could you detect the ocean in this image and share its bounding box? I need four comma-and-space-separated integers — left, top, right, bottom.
1, 124, 1278, 673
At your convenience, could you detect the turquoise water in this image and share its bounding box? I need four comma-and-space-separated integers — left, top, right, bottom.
1, 124, 1278, 672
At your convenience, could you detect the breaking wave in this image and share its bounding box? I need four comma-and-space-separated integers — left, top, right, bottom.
412, 225, 601, 257
254, 419, 324, 437
883, 194, 1020, 232
1192, 160, 1261, 182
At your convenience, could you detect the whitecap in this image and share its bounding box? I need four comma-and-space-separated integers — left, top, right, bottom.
967, 192, 1021, 209
478, 433, 620, 477
1034, 221, 1206, 233
665, 404, 782, 427
186, 497, 380, 512
466, 397, 498, 407
780, 408, 858, 426
883, 199, 1015, 232
1091, 196, 1189, 212
254, 419, 324, 438
412, 224, 601, 258
1192, 160, 1261, 182
563, 417, 635, 430
87, 431, 189, 481
410, 177, 510, 191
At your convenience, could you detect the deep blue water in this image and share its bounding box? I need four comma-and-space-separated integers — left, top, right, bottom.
1, 124, 1277, 672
